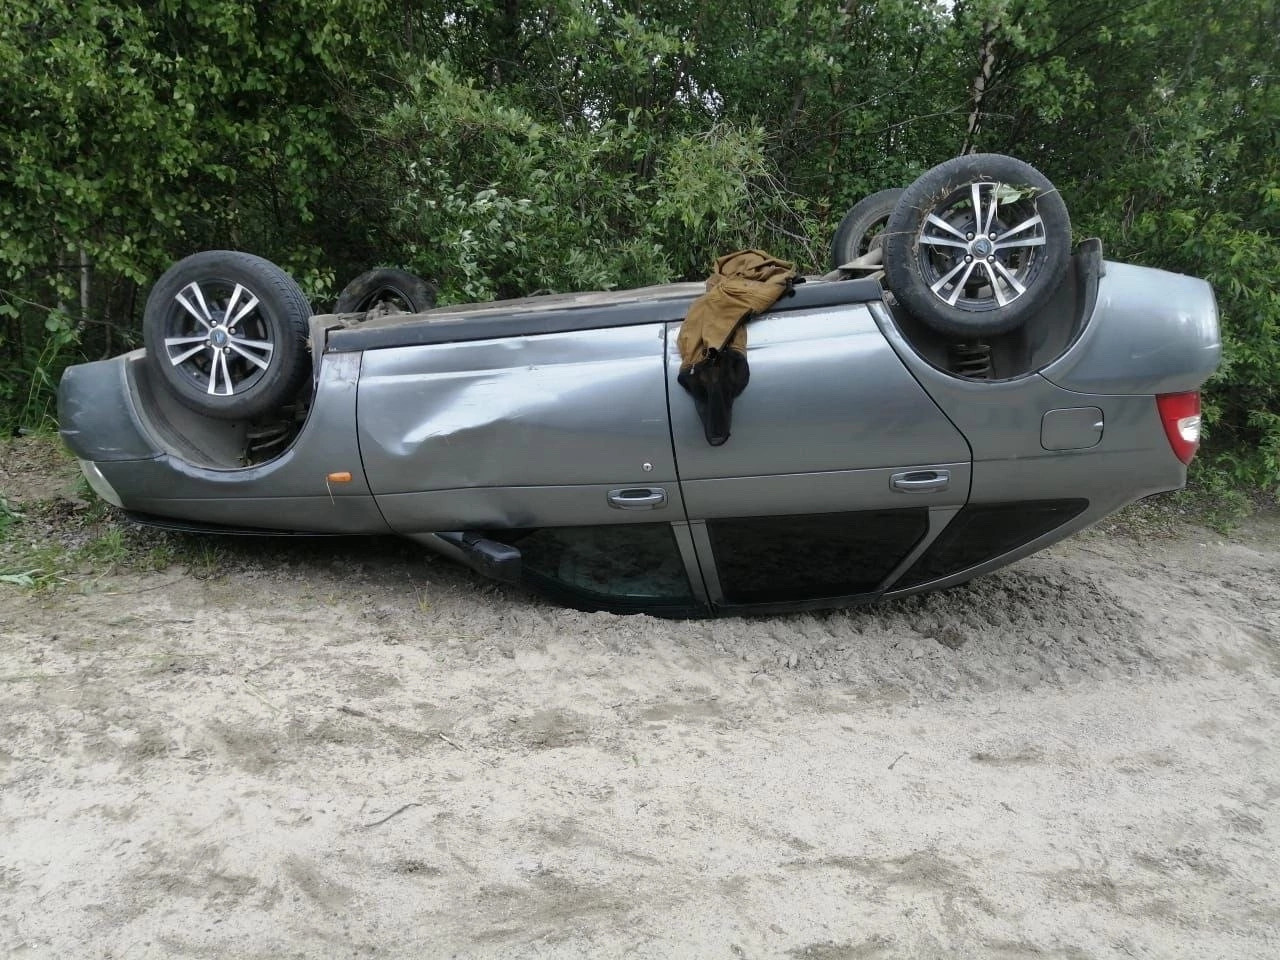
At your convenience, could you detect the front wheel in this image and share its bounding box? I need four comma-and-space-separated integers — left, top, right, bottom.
142, 251, 312, 421
883, 154, 1071, 338
335, 267, 437, 315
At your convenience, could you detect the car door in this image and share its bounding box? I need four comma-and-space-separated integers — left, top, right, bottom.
666, 300, 972, 613
357, 321, 708, 614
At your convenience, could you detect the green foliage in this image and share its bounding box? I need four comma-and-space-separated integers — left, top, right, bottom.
0, 495, 19, 541
366, 61, 815, 302
0, 0, 396, 425
0, 0, 1275, 491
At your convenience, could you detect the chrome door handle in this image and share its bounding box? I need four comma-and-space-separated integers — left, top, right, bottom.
891, 470, 950, 493
607, 487, 668, 510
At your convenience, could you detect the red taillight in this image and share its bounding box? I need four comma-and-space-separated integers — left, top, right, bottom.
1156, 391, 1202, 465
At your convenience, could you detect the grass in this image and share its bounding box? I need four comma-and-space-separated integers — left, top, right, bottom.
0, 433, 255, 589
0, 519, 237, 592
1109, 484, 1267, 540
1, 490, 73, 587
0, 450, 196, 588
175, 541, 217, 579
0, 494, 19, 538
78, 527, 130, 567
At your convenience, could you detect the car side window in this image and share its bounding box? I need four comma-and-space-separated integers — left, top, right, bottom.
707, 509, 929, 605
516, 523, 694, 608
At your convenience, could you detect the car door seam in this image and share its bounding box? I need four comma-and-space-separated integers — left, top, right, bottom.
351, 351, 396, 534
662, 319, 714, 606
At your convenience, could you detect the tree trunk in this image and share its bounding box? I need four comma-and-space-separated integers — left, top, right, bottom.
79, 248, 90, 332
962, 21, 997, 154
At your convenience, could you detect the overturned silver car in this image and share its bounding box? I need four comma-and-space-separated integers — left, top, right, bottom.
58, 155, 1220, 616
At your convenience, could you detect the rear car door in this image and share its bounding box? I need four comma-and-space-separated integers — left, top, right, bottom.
667, 294, 972, 613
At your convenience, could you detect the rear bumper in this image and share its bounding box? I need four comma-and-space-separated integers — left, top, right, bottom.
1041, 262, 1221, 395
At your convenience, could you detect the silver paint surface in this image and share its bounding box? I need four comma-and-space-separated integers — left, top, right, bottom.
358, 324, 674, 491
670, 521, 712, 607
357, 323, 680, 531
58, 351, 162, 462
1040, 262, 1220, 395
869, 298, 1189, 495
375, 482, 683, 533
678, 463, 970, 520
102, 493, 390, 534
666, 307, 970, 483
93, 352, 390, 533
1041, 407, 1104, 450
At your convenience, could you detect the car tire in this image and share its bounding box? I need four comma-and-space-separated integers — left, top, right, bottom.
883, 153, 1071, 338
142, 250, 312, 421
829, 188, 903, 269
335, 267, 437, 314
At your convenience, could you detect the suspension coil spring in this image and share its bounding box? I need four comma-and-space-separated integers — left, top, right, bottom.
245, 422, 295, 463
949, 341, 993, 379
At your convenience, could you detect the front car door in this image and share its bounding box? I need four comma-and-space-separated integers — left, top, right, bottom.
357, 321, 708, 615
667, 297, 972, 614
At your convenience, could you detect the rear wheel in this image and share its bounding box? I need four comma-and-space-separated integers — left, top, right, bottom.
883, 154, 1071, 338
829, 188, 903, 269
142, 251, 312, 421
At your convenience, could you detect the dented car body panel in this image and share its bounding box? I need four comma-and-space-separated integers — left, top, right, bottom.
357, 323, 682, 531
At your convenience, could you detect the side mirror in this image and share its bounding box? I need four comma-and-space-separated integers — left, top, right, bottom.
437, 532, 522, 584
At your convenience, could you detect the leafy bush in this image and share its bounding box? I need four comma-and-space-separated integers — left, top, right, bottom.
362, 61, 818, 303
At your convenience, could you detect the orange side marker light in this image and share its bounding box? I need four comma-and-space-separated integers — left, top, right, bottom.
327, 471, 353, 483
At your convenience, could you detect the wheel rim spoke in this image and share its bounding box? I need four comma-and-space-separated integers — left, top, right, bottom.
981, 184, 1000, 236
166, 343, 206, 363
929, 259, 969, 292
926, 214, 968, 241
921, 233, 969, 249
224, 284, 260, 330
164, 336, 208, 366
991, 258, 1027, 298
981, 261, 1007, 306
175, 282, 214, 329
228, 337, 273, 370
228, 336, 273, 351
995, 214, 1044, 242
205, 349, 231, 395
944, 261, 978, 305
930, 259, 978, 305
970, 183, 985, 229
994, 234, 1046, 250
221, 351, 235, 395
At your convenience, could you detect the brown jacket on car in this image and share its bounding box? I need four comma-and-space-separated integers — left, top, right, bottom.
677, 249, 797, 445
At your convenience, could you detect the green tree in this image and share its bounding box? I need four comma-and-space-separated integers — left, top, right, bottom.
0, 0, 396, 421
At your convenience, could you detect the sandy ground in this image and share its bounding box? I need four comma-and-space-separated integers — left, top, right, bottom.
2, 444, 1279, 959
